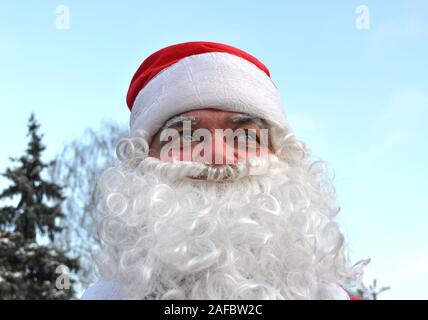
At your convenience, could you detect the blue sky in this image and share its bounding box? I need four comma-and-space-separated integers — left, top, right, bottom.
1, 1, 427, 299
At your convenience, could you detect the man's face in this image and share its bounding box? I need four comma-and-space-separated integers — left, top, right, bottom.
148, 108, 273, 166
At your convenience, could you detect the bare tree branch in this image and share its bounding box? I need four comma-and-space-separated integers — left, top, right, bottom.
49, 120, 128, 289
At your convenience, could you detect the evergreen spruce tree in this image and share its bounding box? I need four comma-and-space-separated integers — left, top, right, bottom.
0, 114, 79, 299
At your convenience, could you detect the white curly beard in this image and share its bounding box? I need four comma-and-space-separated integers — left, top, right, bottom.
85, 130, 368, 300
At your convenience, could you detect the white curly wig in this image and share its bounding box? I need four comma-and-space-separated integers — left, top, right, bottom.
84, 123, 369, 300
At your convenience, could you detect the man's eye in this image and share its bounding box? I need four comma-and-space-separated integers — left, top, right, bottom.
180, 131, 193, 141
236, 130, 259, 143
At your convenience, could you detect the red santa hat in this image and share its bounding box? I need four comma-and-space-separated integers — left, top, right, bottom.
127, 41, 287, 139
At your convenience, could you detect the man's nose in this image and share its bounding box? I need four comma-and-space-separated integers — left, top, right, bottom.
194, 133, 238, 165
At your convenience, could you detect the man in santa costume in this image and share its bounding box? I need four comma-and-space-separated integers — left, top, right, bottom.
82, 41, 368, 300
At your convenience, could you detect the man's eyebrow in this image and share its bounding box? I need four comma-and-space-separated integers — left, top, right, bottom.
230, 114, 266, 128
162, 115, 198, 130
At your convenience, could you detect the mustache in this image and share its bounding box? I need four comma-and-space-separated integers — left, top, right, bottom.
136, 156, 275, 182
190, 163, 248, 181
